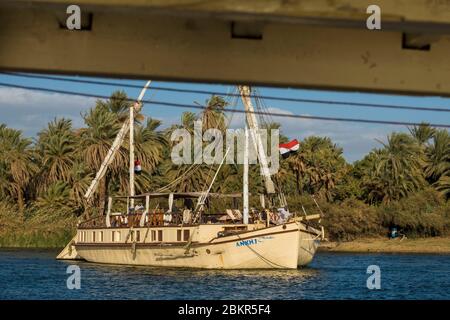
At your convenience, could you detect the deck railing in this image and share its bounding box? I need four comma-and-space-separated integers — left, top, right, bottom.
78, 212, 243, 229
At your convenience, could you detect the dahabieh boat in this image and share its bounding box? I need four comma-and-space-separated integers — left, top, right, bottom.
57, 83, 324, 269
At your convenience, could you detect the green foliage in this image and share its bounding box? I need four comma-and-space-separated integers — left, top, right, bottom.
35, 118, 79, 190
424, 129, 450, 197
378, 188, 450, 237
0, 93, 449, 247
287, 136, 347, 200
0, 200, 76, 247
0, 124, 37, 214
321, 198, 382, 241
333, 168, 364, 201
360, 133, 426, 204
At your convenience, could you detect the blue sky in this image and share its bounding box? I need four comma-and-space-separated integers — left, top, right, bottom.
0, 72, 449, 162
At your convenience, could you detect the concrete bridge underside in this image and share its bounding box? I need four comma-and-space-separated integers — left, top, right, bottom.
1, 0, 450, 96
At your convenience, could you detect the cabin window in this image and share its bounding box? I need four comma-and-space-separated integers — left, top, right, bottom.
158, 230, 163, 242
92, 231, 96, 243
112, 231, 121, 242
177, 230, 182, 241
151, 230, 156, 242
99, 231, 103, 242
136, 230, 140, 242
183, 230, 190, 241
130, 230, 140, 242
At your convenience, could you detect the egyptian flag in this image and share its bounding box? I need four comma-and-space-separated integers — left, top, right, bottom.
134, 159, 142, 174
279, 139, 299, 158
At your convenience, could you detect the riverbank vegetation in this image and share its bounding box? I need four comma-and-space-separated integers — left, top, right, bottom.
0, 91, 449, 247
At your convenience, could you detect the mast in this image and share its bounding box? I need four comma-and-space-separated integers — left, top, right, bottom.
243, 124, 249, 224
129, 101, 136, 208
129, 80, 152, 208
238, 85, 275, 194
84, 120, 130, 200
84, 81, 151, 205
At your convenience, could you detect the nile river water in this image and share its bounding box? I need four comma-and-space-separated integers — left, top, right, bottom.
0, 249, 449, 300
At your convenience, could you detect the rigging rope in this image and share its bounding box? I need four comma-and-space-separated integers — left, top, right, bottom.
155, 163, 201, 192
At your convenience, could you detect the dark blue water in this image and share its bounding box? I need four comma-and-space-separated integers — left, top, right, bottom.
0, 249, 449, 299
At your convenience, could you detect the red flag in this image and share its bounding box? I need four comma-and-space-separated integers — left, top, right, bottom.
279, 139, 299, 158
134, 159, 142, 174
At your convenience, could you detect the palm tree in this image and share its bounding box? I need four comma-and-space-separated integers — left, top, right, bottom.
80, 91, 169, 212
163, 111, 212, 192
288, 136, 347, 200
33, 181, 75, 214
115, 118, 168, 194
0, 125, 37, 214
69, 162, 93, 210
135, 118, 167, 175
0, 160, 11, 201
96, 90, 132, 122
408, 123, 436, 145
163, 96, 229, 193
30, 181, 79, 229
435, 176, 450, 197
37, 117, 74, 142
200, 95, 228, 132
408, 123, 450, 197
365, 133, 426, 203
35, 118, 78, 190
288, 151, 307, 195
79, 98, 128, 213
424, 129, 450, 196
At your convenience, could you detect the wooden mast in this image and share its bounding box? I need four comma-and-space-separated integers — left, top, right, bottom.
129, 100, 136, 208
84, 81, 151, 205
129, 80, 152, 208
84, 119, 130, 201
238, 85, 275, 194
243, 124, 249, 224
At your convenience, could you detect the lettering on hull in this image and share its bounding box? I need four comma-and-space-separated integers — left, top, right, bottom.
235, 235, 276, 247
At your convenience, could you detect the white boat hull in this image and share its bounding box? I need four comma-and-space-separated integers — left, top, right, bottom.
73, 222, 319, 269
297, 226, 321, 266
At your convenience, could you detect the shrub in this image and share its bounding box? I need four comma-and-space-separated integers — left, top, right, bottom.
378, 188, 450, 237
321, 198, 383, 241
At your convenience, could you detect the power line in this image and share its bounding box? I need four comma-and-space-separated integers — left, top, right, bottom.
2, 71, 450, 113
1, 81, 450, 128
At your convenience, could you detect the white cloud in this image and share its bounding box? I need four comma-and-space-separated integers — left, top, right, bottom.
0, 88, 96, 137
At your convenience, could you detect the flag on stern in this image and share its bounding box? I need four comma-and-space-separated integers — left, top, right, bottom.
279, 139, 300, 158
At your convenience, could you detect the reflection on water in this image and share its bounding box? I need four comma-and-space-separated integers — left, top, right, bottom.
0, 249, 449, 300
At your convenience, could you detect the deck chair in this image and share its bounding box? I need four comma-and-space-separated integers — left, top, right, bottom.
226, 209, 237, 221
233, 209, 243, 220
218, 215, 230, 222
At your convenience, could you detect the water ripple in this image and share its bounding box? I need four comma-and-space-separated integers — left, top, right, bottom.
0, 249, 449, 300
